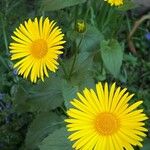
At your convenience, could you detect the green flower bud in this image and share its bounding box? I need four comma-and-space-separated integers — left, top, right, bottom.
75, 20, 86, 33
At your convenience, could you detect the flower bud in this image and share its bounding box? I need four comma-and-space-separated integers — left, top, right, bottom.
75, 20, 86, 33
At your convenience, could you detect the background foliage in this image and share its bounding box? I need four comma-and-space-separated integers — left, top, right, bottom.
0, 0, 150, 150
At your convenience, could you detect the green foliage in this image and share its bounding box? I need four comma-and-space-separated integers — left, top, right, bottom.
140, 139, 150, 150
13, 77, 64, 113
0, 56, 9, 70
100, 39, 124, 78
28, 77, 64, 112
62, 81, 78, 109
117, 0, 137, 11
69, 51, 95, 89
39, 127, 72, 150
41, 0, 87, 11
24, 112, 64, 149
77, 25, 104, 52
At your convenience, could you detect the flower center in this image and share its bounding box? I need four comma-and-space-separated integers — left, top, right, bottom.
94, 112, 120, 135
31, 39, 48, 58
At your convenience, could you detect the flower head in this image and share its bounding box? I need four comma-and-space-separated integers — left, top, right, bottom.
65, 82, 148, 150
105, 0, 123, 6
9, 17, 65, 83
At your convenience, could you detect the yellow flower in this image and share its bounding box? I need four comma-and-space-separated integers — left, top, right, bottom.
65, 82, 148, 150
9, 17, 65, 83
105, 0, 123, 6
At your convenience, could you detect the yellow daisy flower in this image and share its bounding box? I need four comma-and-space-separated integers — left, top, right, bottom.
9, 17, 65, 83
105, 0, 123, 6
65, 82, 148, 150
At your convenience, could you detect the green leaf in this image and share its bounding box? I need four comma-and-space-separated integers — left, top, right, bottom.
124, 53, 137, 66
118, 67, 127, 83
62, 80, 78, 109
28, 77, 64, 112
78, 25, 104, 52
63, 50, 95, 90
13, 83, 31, 113
70, 52, 95, 89
100, 39, 124, 78
117, 0, 137, 11
13, 77, 64, 113
39, 127, 72, 150
25, 112, 64, 149
140, 139, 150, 150
0, 56, 9, 70
42, 0, 87, 11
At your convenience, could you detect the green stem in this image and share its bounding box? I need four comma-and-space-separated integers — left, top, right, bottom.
1, 17, 9, 56
126, 13, 131, 32
1, 0, 9, 56
84, 0, 91, 20
59, 58, 68, 78
7, 0, 24, 14
60, 106, 68, 116
68, 34, 84, 79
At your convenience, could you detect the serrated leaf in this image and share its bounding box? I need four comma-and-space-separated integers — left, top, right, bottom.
100, 39, 124, 78
39, 127, 72, 150
42, 0, 87, 11
25, 112, 64, 149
